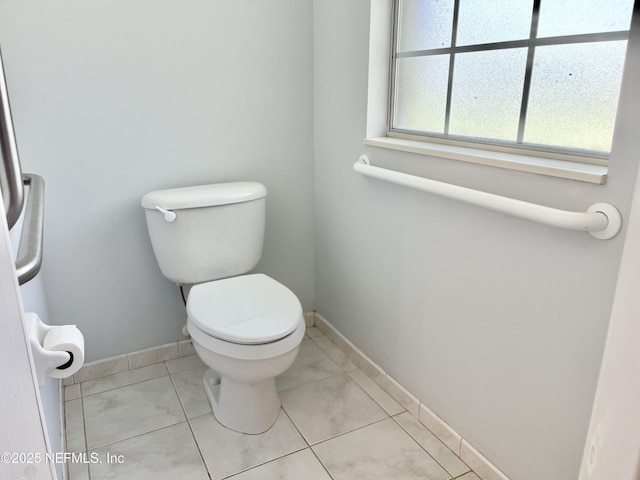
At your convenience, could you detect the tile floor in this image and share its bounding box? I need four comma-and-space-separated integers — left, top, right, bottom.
64, 327, 481, 480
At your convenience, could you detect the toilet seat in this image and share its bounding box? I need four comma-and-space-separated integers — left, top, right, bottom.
187, 274, 302, 345
188, 317, 305, 361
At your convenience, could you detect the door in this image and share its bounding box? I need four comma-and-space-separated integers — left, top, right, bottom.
579, 6, 640, 480
579, 149, 640, 480
0, 195, 55, 479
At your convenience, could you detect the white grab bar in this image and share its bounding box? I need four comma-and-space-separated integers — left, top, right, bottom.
354, 154, 622, 240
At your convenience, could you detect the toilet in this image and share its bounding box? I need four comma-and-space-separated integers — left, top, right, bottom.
141, 182, 305, 434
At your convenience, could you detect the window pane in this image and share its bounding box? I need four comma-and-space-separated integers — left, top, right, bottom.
456, 0, 532, 46
397, 0, 454, 52
524, 42, 628, 152
537, 0, 635, 38
449, 49, 527, 141
394, 55, 450, 133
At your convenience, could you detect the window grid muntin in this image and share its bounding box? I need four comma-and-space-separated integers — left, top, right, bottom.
517, 0, 541, 143
389, 0, 632, 159
442, 0, 460, 135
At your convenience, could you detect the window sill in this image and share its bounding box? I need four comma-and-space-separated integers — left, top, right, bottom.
364, 136, 607, 184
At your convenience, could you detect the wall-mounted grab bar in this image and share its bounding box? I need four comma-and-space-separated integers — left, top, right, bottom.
354, 154, 622, 240
16, 174, 44, 285
0, 47, 24, 230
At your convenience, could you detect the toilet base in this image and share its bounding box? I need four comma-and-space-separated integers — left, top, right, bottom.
203, 368, 281, 435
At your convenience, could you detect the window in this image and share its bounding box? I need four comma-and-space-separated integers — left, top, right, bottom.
389, 0, 636, 163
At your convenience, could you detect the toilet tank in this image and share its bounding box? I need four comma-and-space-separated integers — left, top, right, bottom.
141, 182, 267, 284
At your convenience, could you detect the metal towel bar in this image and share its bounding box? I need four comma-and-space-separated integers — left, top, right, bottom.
354, 154, 622, 240
0, 47, 24, 230
16, 174, 44, 285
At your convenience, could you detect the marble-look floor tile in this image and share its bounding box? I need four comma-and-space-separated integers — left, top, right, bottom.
313, 418, 451, 480
89, 422, 208, 480
347, 369, 404, 416
275, 339, 343, 392
81, 363, 168, 397
280, 372, 387, 445
394, 412, 470, 477
171, 366, 212, 419
83, 376, 185, 449
65, 398, 85, 453
311, 335, 357, 371
227, 449, 331, 480
67, 461, 89, 480
65, 384, 81, 401
190, 410, 306, 480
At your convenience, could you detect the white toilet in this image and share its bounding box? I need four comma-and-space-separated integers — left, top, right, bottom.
141, 182, 305, 434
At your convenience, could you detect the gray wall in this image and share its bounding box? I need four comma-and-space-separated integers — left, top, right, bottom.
0, 0, 315, 361
313, 2, 639, 480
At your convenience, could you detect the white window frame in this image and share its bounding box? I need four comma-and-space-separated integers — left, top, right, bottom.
365, 0, 633, 184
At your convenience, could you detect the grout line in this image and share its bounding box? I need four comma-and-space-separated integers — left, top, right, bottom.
345, 369, 405, 416
78, 364, 170, 399
279, 407, 310, 448
85, 420, 190, 453
307, 416, 391, 448
308, 446, 336, 480
80, 392, 91, 480
343, 369, 405, 417
217, 446, 310, 480
167, 372, 191, 425
181, 407, 212, 479
390, 413, 471, 479
276, 369, 345, 394
208, 408, 309, 479
79, 395, 88, 454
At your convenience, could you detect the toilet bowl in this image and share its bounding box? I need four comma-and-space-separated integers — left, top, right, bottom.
142, 182, 304, 434
186, 273, 305, 434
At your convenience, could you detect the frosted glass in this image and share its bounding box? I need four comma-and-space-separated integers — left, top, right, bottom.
538, 0, 635, 38
394, 55, 450, 133
524, 42, 628, 152
457, 0, 532, 46
449, 49, 527, 141
397, 0, 454, 52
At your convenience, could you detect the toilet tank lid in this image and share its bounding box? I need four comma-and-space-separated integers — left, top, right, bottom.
141, 182, 266, 210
